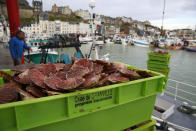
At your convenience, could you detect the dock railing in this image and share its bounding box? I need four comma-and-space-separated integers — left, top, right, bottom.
163, 79, 196, 106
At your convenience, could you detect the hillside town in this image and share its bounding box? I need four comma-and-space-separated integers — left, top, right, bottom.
0, 0, 195, 41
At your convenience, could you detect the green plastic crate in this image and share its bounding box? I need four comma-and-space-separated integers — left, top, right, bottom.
0, 66, 165, 131
163, 81, 168, 90
17, 95, 157, 131
2, 69, 12, 75
147, 68, 169, 88
147, 67, 170, 76
130, 119, 156, 131
0, 69, 12, 87
165, 76, 169, 81
147, 60, 169, 69
162, 76, 169, 90
0, 77, 3, 87
148, 52, 171, 62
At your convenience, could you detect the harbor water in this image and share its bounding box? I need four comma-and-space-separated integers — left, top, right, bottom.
97, 43, 196, 105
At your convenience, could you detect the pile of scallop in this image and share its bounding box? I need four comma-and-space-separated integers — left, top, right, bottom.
0, 58, 153, 104
152, 50, 169, 54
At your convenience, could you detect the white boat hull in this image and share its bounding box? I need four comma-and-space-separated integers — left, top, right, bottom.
95, 40, 104, 45
24, 47, 58, 56
133, 40, 150, 47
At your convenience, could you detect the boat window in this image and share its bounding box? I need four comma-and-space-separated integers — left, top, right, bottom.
97, 37, 103, 41
31, 43, 33, 46
35, 43, 37, 46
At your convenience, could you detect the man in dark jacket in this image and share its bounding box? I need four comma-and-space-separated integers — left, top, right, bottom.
9, 31, 32, 66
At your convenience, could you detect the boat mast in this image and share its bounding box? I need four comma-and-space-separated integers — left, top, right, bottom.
6, 0, 21, 38
88, 0, 99, 59
161, 0, 166, 37
89, 0, 95, 37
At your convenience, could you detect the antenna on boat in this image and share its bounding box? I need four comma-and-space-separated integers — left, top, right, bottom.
89, 0, 95, 35
161, 0, 166, 36
88, 0, 98, 59
89, 0, 95, 9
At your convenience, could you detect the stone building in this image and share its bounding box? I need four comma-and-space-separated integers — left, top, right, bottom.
21, 20, 91, 36
59, 6, 72, 15
144, 21, 151, 26
51, 4, 72, 15
121, 16, 132, 23
39, 13, 49, 21
21, 24, 32, 35
79, 23, 91, 34
21, 22, 41, 35
52, 4, 58, 13
100, 15, 115, 25
32, 0, 42, 12
39, 20, 56, 35
30, 23, 41, 34
75, 9, 90, 20
114, 18, 123, 26
105, 26, 120, 35
176, 29, 195, 40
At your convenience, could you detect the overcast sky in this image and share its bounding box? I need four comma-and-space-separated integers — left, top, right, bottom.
27, 0, 196, 30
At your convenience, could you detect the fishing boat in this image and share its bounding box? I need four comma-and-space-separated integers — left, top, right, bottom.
79, 35, 93, 44
114, 39, 122, 44
0, 36, 9, 44
133, 39, 150, 47
158, 38, 167, 48
188, 40, 196, 47
24, 39, 58, 64
185, 46, 196, 52
169, 45, 182, 50
121, 38, 128, 45
131, 36, 152, 47
113, 37, 122, 44
105, 38, 114, 44
158, 38, 183, 50
0, 16, 9, 45
95, 36, 104, 45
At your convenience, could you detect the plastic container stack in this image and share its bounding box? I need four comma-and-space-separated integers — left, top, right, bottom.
123, 119, 156, 131
147, 51, 171, 89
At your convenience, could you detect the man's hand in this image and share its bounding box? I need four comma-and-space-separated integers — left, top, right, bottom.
13, 58, 18, 66
29, 48, 33, 52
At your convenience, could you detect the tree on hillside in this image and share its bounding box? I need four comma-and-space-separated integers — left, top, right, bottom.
48, 15, 83, 23
120, 22, 130, 34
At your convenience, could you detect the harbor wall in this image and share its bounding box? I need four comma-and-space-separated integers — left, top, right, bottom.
0, 5, 33, 18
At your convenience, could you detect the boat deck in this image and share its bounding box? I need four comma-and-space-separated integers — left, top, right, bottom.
0, 44, 14, 69
157, 94, 196, 131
